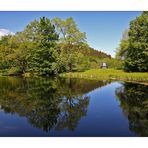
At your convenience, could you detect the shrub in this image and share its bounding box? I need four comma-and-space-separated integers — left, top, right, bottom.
7, 67, 22, 76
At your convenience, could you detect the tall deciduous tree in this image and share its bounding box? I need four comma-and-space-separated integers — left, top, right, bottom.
124, 12, 148, 72
0, 35, 13, 69
52, 17, 87, 72
116, 29, 129, 60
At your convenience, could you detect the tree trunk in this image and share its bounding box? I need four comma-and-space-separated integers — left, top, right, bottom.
69, 63, 72, 72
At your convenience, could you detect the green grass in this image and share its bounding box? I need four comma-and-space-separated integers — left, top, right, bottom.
60, 69, 148, 83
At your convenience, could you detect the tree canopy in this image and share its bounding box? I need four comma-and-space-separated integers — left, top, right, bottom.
52, 17, 87, 72
116, 12, 148, 72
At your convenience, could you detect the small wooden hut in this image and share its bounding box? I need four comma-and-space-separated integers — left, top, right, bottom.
100, 62, 108, 69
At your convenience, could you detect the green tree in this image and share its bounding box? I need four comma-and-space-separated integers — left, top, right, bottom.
0, 35, 14, 70
116, 29, 129, 60
6, 34, 30, 74
124, 12, 148, 72
24, 17, 59, 75
0, 33, 35, 75
52, 17, 87, 72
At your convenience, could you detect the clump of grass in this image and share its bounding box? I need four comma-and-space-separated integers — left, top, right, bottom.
60, 69, 148, 83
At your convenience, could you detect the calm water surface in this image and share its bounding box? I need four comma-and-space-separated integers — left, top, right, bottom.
0, 76, 147, 137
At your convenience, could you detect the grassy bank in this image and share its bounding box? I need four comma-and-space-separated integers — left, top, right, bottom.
60, 69, 148, 83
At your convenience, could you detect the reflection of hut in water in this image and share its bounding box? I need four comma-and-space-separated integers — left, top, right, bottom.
100, 62, 108, 69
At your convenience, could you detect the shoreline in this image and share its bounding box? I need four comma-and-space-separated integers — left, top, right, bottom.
1, 68, 148, 85
59, 69, 148, 85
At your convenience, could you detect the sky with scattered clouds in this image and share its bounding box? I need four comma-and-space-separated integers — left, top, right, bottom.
0, 28, 14, 37
0, 11, 141, 57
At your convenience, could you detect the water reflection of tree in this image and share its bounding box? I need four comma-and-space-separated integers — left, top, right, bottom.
55, 78, 109, 131
55, 96, 89, 131
0, 77, 109, 132
116, 82, 148, 136
0, 77, 62, 132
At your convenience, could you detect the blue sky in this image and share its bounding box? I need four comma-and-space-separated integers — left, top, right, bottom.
0, 11, 141, 57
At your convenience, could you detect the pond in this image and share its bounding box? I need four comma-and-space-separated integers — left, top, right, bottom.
0, 76, 148, 137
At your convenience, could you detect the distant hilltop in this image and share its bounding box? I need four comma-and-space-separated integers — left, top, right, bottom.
84, 47, 112, 59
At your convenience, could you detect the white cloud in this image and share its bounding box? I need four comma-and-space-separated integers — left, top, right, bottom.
0, 29, 14, 38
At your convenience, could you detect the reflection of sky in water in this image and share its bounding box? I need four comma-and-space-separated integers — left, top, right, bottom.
0, 112, 50, 136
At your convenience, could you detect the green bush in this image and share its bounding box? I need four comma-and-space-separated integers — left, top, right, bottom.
7, 67, 22, 76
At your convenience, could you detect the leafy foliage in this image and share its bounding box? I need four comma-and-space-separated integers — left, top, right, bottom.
0, 17, 60, 75
116, 29, 129, 60
23, 17, 59, 75
122, 12, 148, 72
52, 17, 87, 72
